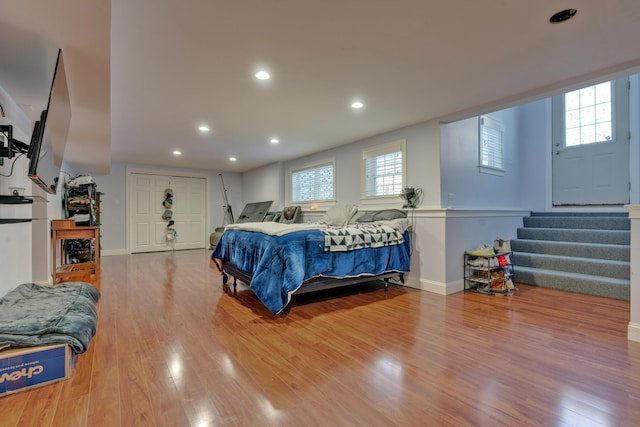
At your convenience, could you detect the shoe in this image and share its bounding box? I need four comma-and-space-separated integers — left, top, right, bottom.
466, 244, 495, 256
506, 278, 515, 290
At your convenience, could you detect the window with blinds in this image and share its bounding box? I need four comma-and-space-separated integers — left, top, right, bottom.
479, 115, 505, 173
291, 161, 334, 202
362, 140, 406, 198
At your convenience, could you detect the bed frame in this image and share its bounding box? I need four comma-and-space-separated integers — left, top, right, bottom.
219, 261, 405, 297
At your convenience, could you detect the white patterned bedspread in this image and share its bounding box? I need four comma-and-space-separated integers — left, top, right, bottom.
322, 221, 408, 252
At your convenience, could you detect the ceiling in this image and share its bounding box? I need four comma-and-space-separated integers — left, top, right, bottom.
1, 1, 640, 175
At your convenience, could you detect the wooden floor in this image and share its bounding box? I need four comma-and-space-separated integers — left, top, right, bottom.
2, 249, 640, 426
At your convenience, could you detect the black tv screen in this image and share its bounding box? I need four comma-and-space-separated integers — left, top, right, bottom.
28, 49, 71, 195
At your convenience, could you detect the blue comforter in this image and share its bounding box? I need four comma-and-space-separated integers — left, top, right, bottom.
211, 228, 410, 314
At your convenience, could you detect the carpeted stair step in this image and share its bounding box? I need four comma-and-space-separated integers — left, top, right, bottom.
523, 216, 630, 230
516, 227, 630, 245
510, 239, 630, 261
512, 252, 629, 280
515, 266, 630, 301
511, 211, 630, 300
530, 212, 629, 217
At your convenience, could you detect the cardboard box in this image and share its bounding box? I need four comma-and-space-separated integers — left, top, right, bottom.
0, 344, 75, 396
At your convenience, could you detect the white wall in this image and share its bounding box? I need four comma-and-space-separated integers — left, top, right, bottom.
0, 85, 67, 295
1, 87, 34, 296
440, 107, 525, 210
242, 162, 284, 210
516, 100, 547, 211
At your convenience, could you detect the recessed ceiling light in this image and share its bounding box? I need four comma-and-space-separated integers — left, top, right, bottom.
550, 9, 577, 23
198, 125, 210, 132
255, 70, 270, 80
173, 150, 182, 156
229, 157, 237, 162
351, 101, 364, 109
270, 138, 279, 144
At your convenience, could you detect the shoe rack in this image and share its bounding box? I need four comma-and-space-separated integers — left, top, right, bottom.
463, 251, 515, 294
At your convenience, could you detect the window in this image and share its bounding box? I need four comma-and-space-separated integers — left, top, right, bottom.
564, 82, 612, 146
362, 139, 406, 198
291, 160, 334, 202
553, 78, 629, 149
479, 115, 505, 174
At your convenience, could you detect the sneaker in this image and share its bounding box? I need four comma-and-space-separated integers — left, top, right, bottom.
466, 244, 495, 256
506, 278, 515, 290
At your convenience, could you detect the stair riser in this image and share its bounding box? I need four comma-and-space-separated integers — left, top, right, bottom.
530, 212, 629, 217
510, 240, 630, 261
515, 268, 629, 301
512, 253, 629, 279
517, 228, 630, 245
523, 216, 630, 230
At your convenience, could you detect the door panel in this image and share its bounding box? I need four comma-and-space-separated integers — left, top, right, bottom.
171, 176, 206, 250
131, 174, 173, 253
553, 140, 629, 205
129, 173, 206, 253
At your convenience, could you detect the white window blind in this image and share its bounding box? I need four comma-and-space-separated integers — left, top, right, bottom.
479, 116, 504, 172
291, 162, 334, 202
362, 140, 406, 199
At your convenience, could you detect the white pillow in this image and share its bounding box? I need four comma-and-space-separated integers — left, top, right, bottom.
319, 205, 358, 226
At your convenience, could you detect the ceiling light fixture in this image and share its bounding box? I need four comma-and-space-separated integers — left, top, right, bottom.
549, 9, 577, 24
229, 157, 237, 162
270, 138, 279, 144
351, 101, 364, 109
173, 150, 182, 156
255, 71, 270, 80
198, 125, 210, 132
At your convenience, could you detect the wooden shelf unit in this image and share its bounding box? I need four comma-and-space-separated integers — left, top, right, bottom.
51, 219, 100, 284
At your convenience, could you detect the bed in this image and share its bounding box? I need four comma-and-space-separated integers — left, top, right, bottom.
211, 206, 411, 314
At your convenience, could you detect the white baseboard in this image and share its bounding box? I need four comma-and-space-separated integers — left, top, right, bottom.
101, 249, 127, 256
402, 276, 448, 295
628, 322, 640, 342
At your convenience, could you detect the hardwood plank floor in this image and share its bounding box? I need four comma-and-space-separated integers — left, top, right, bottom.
2, 249, 640, 426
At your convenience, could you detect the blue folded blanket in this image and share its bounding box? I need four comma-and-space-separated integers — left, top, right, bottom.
0, 282, 100, 353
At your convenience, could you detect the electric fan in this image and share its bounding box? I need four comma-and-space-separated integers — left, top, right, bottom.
400, 187, 417, 208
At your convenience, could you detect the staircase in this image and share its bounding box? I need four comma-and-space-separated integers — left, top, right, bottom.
511, 212, 630, 300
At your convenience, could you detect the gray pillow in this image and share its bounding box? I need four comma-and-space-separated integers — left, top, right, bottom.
356, 209, 406, 223
319, 204, 358, 226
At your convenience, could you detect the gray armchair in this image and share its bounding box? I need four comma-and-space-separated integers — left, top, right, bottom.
278, 206, 302, 224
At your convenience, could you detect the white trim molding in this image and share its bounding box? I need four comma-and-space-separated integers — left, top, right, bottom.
627, 204, 640, 342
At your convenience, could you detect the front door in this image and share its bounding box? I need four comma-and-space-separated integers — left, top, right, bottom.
552, 79, 630, 206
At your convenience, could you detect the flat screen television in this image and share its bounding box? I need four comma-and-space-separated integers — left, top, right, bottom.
27, 49, 71, 195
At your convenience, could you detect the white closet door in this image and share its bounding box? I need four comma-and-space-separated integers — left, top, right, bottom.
130, 173, 207, 253
171, 176, 206, 250
131, 173, 173, 253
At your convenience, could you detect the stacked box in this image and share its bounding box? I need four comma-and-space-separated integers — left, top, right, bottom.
0, 344, 74, 396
